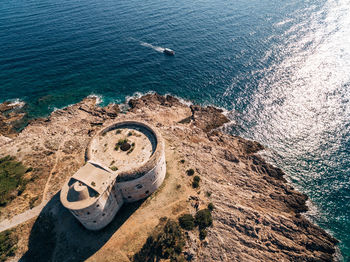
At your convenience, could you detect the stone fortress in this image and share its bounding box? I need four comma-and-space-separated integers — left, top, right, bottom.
60, 120, 166, 230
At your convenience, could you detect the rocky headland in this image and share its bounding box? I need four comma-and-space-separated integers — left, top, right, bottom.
0, 94, 338, 261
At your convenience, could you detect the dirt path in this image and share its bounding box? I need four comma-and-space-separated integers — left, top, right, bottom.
0, 135, 67, 233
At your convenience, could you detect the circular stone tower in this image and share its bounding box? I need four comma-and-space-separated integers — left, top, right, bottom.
60, 120, 166, 230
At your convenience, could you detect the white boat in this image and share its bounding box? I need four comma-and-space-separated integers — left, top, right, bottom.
163, 48, 175, 56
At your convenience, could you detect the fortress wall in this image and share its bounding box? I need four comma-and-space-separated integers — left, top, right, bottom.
63, 121, 166, 230
69, 183, 123, 230
117, 152, 166, 203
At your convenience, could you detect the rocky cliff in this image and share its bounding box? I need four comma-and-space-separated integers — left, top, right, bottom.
0, 94, 338, 261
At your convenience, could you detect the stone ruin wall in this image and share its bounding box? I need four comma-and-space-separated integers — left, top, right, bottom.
63, 121, 166, 230
117, 152, 166, 203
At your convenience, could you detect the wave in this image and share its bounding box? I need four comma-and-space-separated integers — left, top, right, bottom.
140, 42, 165, 53
87, 94, 103, 105
8, 98, 25, 109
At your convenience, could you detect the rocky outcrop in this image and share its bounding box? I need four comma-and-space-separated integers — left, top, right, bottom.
0, 94, 339, 261
0, 101, 26, 137
190, 105, 229, 133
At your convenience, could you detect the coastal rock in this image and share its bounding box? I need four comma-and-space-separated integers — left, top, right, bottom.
128, 93, 183, 110
0, 101, 26, 138
0, 93, 338, 261
190, 105, 230, 133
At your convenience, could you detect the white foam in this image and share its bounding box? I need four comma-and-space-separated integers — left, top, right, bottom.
8, 98, 25, 109
87, 94, 103, 105
164, 93, 193, 107
140, 42, 165, 53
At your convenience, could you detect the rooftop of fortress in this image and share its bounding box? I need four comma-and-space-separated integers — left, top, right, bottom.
60, 162, 116, 210
87, 121, 164, 182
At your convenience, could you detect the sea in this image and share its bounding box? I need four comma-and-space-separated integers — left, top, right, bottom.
0, 0, 349, 259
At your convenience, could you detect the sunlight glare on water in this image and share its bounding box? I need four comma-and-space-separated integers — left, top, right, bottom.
229, 0, 350, 258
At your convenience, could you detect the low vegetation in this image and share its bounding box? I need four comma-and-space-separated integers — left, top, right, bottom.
186, 168, 194, 176
115, 129, 122, 134
133, 218, 185, 262
199, 229, 207, 240
110, 166, 118, 171
0, 230, 17, 262
208, 203, 215, 211
178, 208, 213, 241
0, 156, 30, 207
178, 214, 195, 230
195, 209, 212, 229
192, 175, 201, 188
115, 138, 128, 151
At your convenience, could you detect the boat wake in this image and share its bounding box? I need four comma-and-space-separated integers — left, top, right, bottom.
140, 42, 165, 53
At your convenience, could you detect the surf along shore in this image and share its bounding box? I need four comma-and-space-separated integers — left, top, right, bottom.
0, 93, 338, 261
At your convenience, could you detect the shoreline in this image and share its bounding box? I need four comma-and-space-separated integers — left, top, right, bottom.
0, 93, 340, 261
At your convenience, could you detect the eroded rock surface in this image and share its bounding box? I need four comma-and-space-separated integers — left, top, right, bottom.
0, 94, 338, 261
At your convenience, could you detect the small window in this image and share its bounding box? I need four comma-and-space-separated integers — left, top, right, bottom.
145, 190, 149, 194
96, 204, 100, 207
93, 221, 96, 223
128, 196, 131, 199
102, 213, 105, 216
87, 212, 90, 215
135, 184, 143, 189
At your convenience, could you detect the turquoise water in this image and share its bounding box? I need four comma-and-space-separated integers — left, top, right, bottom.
1, 0, 349, 259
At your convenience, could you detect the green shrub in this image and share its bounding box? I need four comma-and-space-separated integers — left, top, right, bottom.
195, 209, 212, 229
0, 156, 28, 207
180, 159, 185, 164
199, 229, 207, 240
0, 230, 17, 262
178, 214, 195, 230
133, 219, 185, 262
206, 191, 212, 197
192, 175, 200, 189
128, 132, 133, 136
186, 169, 195, 176
115, 129, 122, 134
208, 203, 215, 211
110, 166, 118, 171
192, 180, 199, 188
115, 138, 129, 151
193, 175, 200, 183
118, 138, 128, 145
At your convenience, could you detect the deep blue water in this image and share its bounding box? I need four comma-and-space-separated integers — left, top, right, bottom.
1, 0, 349, 259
